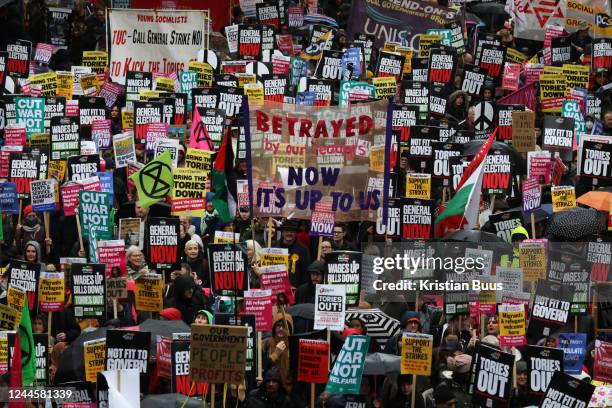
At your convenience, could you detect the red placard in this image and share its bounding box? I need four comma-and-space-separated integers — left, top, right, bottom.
501, 63, 520, 91
243, 290, 273, 331
259, 265, 294, 305
297, 339, 330, 384
594, 340, 612, 383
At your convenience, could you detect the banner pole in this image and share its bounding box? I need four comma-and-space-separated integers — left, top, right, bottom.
257, 331, 263, 380
44, 212, 51, 255
211, 384, 216, 408
266, 217, 273, 249
530, 212, 536, 239
411, 374, 417, 408
327, 329, 331, 370
113, 298, 118, 320
17, 199, 23, 226
75, 211, 85, 252
317, 236, 323, 261
310, 383, 315, 408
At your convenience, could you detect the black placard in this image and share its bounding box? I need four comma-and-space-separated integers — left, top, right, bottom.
8, 260, 41, 311
551, 36, 571, 66
526, 345, 564, 405
6, 39, 32, 78
470, 344, 514, 408
216, 85, 244, 119
428, 47, 456, 84
71, 263, 106, 318
488, 210, 522, 243
315, 50, 343, 80
481, 149, 513, 195
262, 74, 288, 102
324, 251, 362, 307
497, 104, 524, 142
256, 2, 279, 29
9, 152, 40, 198
580, 141, 612, 185
238, 24, 263, 59
592, 38, 612, 71
428, 82, 448, 118
527, 280, 574, 342
539, 371, 595, 408
542, 115, 574, 162
427, 142, 462, 188
134, 101, 163, 144
208, 243, 248, 296
67, 154, 100, 181
50, 116, 80, 160
105, 329, 151, 394
478, 43, 506, 80
401, 198, 435, 239
78, 96, 106, 140
306, 78, 334, 107
145, 217, 180, 270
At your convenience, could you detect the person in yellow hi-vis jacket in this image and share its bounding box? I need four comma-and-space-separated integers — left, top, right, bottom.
500, 225, 530, 267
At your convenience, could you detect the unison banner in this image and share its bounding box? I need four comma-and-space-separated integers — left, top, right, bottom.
108, 9, 207, 84
347, 0, 456, 48
248, 99, 391, 222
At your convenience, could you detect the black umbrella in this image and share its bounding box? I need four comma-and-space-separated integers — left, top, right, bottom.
470, 2, 508, 15
363, 352, 401, 375
522, 207, 551, 225
462, 140, 527, 175
142, 393, 205, 408
442, 229, 505, 243
546, 207, 606, 240
287, 303, 314, 320
55, 327, 109, 383
139, 319, 191, 356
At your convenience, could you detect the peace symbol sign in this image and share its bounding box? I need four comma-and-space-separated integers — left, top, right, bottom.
138, 160, 172, 199
18, 324, 33, 368
474, 101, 495, 131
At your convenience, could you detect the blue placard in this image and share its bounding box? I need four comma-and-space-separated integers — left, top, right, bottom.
97, 172, 114, 204
558, 333, 587, 374
0, 183, 19, 214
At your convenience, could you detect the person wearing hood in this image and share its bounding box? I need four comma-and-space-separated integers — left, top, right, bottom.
294, 260, 325, 304
511, 360, 530, 407
23, 240, 42, 263
14, 205, 50, 259
263, 312, 294, 394
246, 367, 294, 408
446, 90, 468, 121
383, 375, 425, 408
384, 311, 422, 354
481, 82, 496, 102
166, 274, 208, 325
500, 224, 529, 267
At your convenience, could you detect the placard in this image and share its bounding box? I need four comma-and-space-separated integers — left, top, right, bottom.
499, 303, 526, 346
145, 217, 179, 270
297, 339, 329, 384
314, 284, 345, 331
325, 335, 370, 394
134, 274, 163, 312
83, 338, 106, 383
71, 263, 106, 318
400, 333, 433, 376
189, 324, 247, 384
470, 344, 514, 408
551, 185, 576, 212
207, 243, 248, 295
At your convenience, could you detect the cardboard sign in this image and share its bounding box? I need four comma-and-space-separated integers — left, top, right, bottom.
189, 324, 247, 384
326, 335, 370, 394
134, 274, 163, 312
526, 345, 564, 404
512, 111, 536, 153
471, 344, 514, 408
499, 303, 526, 346
551, 185, 576, 212
145, 217, 179, 270
528, 280, 573, 340
83, 338, 106, 383
297, 339, 329, 384
400, 333, 433, 376
71, 263, 106, 318
314, 284, 346, 331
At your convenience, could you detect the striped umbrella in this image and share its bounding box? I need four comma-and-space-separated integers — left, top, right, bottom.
304, 13, 339, 28
346, 308, 400, 349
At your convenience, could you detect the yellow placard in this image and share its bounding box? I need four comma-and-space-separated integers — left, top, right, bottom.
372, 76, 397, 98
499, 306, 526, 338
134, 275, 163, 312
48, 160, 67, 183
29, 72, 57, 96
396, 46, 413, 75
506, 48, 528, 64
551, 185, 576, 212
543, 66, 563, 75
171, 167, 208, 217
7, 287, 25, 326
83, 338, 106, 383
539, 74, 566, 113
185, 148, 213, 172
562, 64, 590, 89
406, 173, 431, 199
519, 241, 547, 282
260, 251, 289, 268
121, 109, 134, 130
79, 74, 97, 95
244, 83, 264, 105
419, 34, 441, 58
138, 89, 161, 100
29, 133, 50, 147
188, 61, 213, 87
0, 335, 8, 372
82, 51, 108, 75
237, 73, 257, 88
39, 276, 65, 306
213, 231, 241, 244
155, 76, 176, 92
401, 333, 433, 376
383, 42, 398, 52
0, 304, 17, 331
369, 146, 385, 172
56, 73, 74, 99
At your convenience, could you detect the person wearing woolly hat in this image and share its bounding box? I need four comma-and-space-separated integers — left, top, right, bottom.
294, 260, 325, 304
159, 307, 182, 321
15, 206, 49, 259
193, 309, 213, 325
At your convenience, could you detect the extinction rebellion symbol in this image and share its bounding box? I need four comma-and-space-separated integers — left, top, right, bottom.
139, 160, 173, 199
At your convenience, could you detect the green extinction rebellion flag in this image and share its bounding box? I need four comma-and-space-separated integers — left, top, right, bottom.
79, 190, 113, 240
130, 150, 174, 208
326, 335, 370, 394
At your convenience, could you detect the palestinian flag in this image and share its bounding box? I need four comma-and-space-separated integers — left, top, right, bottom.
211, 130, 237, 223
434, 128, 498, 237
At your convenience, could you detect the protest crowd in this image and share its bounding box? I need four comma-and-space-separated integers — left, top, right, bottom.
0, 0, 612, 406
